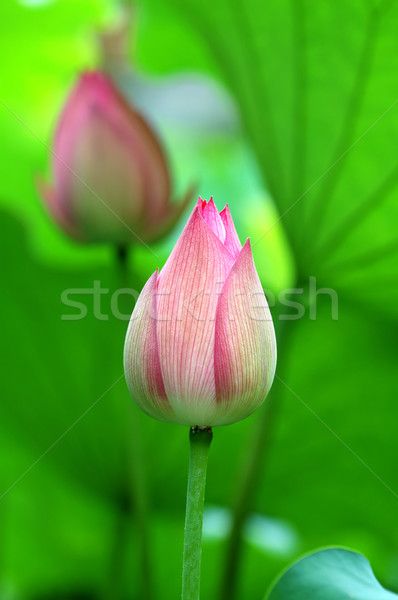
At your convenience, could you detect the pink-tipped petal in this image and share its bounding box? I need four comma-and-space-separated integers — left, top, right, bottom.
202, 197, 226, 242
197, 196, 206, 211
220, 204, 242, 258
124, 270, 172, 422
156, 206, 235, 425
214, 239, 276, 425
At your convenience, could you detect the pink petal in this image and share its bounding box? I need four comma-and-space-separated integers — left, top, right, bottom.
124, 270, 171, 421
201, 197, 226, 242
220, 204, 242, 258
214, 239, 276, 425
156, 206, 235, 425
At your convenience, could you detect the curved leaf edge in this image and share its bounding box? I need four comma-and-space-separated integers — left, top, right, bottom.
264, 546, 396, 600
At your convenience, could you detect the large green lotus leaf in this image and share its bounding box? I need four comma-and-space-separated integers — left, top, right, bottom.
266, 548, 397, 600
130, 2, 398, 596
139, 0, 398, 316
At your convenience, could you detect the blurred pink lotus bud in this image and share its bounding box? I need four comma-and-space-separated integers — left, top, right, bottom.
124, 198, 276, 426
38, 71, 190, 243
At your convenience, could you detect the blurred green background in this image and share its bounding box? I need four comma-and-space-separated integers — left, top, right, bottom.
1, 0, 398, 598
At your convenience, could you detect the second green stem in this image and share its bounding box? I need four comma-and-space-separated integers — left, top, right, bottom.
116, 245, 152, 600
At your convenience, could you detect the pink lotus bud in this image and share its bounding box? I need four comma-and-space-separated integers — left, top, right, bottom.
38, 71, 190, 243
124, 198, 276, 426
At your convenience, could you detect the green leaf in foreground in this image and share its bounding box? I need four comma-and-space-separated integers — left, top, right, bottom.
266, 547, 397, 600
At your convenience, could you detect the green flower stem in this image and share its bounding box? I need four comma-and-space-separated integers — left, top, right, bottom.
182, 426, 213, 600
109, 245, 152, 600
